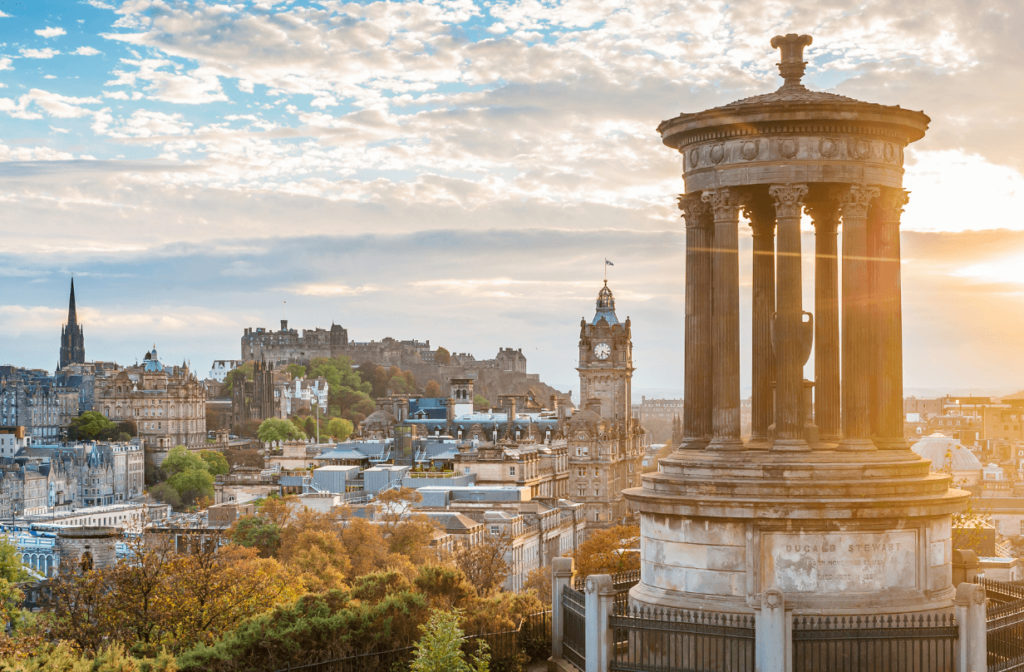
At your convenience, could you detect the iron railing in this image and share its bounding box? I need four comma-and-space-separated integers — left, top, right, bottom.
791, 613, 958, 672
609, 604, 755, 672
979, 578, 1024, 672
562, 584, 587, 671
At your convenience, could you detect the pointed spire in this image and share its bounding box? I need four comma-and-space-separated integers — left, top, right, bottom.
68, 277, 78, 326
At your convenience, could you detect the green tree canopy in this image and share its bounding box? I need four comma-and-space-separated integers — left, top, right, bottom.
258, 418, 305, 443
150, 482, 182, 509
0, 537, 29, 584
66, 411, 117, 441
473, 395, 490, 410
326, 418, 354, 441
411, 609, 489, 672
168, 468, 214, 505
232, 516, 282, 558
161, 446, 207, 478
285, 364, 306, 379
199, 450, 230, 476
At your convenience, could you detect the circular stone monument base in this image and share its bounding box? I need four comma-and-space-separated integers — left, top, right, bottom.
625, 448, 969, 615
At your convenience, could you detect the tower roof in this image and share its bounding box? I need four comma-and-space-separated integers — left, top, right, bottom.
67, 278, 78, 326
592, 281, 619, 325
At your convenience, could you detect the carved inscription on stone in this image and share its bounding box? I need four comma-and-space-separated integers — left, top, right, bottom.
762, 531, 917, 593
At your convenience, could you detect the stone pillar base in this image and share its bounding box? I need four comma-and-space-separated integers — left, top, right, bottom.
836, 438, 877, 452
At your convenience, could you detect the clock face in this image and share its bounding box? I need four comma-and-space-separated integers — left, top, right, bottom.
593, 342, 611, 360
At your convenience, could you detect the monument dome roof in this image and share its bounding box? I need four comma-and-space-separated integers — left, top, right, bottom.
362, 409, 397, 427
912, 433, 983, 473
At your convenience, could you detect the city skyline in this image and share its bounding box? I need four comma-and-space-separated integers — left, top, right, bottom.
2, 0, 1024, 395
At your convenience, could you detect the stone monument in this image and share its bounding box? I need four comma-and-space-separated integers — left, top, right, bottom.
625, 34, 970, 615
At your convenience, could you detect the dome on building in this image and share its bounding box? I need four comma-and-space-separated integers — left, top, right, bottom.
912, 433, 983, 486
362, 409, 397, 429
592, 281, 619, 325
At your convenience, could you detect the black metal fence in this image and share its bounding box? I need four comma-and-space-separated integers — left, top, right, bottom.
609, 604, 755, 672
981, 578, 1024, 672
562, 584, 587, 671
792, 614, 958, 672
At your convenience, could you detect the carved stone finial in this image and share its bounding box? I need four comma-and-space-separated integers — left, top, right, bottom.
770, 33, 813, 88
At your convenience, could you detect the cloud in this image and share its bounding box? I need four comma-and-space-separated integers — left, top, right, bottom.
73, 46, 101, 56
35, 27, 66, 39
19, 48, 60, 59
0, 58, 11, 71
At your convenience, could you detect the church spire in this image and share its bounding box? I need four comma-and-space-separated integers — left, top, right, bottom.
68, 277, 78, 326
59, 277, 85, 369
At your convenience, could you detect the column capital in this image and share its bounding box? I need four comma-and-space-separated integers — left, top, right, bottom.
876, 188, 911, 222
768, 183, 809, 219
677, 193, 711, 228
804, 199, 841, 234
742, 197, 776, 235
701, 187, 742, 221
838, 184, 880, 218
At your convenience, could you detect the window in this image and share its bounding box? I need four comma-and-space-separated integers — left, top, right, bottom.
578, 468, 586, 477
578, 486, 586, 497
510, 466, 516, 476
594, 468, 600, 477
594, 488, 599, 497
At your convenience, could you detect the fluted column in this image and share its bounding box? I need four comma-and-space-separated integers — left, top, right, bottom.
743, 197, 776, 447
702, 188, 744, 451
806, 197, 841, 445
678, 194, 714, 449
769, 184, 810, 450
837, 184, 880, 451
872, 188, 911, 450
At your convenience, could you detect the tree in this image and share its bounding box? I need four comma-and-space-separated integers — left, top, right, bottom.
524, 566, 551, 605
285, 364, 306, 379
66, 411, 116, 441
434, 348, 451, 365
231, 515, 282, 558
198, 450, 229, 476
257, 418, 305, 443
168, 468, 214, 506
281, 529, 351, 593
424, 380, 442, 397
453, 530, 511, 596
150, 483, 182, 509
326, 418, 354, 441
410, 609, 489, 672
473, 395, 491, 410
161, 446, 206, 477
570, 524, 640, 578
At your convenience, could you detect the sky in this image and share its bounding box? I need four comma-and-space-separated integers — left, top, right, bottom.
1, 0, 1023, 399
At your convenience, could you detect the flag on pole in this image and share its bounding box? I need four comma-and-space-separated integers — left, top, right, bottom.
605, 259, 614, 266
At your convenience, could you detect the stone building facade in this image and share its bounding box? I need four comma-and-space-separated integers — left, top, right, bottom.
94, 348, 206, 462
0, 369, 79, 443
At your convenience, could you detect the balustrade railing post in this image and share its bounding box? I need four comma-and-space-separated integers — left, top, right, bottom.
551, 557, 574, 662
755, 589, 789, 672
954, 582, 987, 672
584, 574, 614, 672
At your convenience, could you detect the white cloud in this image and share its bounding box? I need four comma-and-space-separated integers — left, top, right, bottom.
103, 90, 129, 99
0, 89, 101, 121
106, 109, 193, 138
0, 11, 10, 18
73, 46, 101, 56
44, 75, 57, 79
20, 48, 59, 59
35, 27, 66, 39
0, 57, 12, 71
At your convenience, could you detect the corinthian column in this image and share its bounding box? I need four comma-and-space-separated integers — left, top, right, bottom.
872, 188, 911, 450
838, 184, 880, 451
702, 188, 744, 451
769, 184, 810, 450
678, 194, 714, 449
743, 197, 776, 447
805, 196, 841, 445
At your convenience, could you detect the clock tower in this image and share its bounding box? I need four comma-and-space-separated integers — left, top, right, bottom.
577, 281, 633, 428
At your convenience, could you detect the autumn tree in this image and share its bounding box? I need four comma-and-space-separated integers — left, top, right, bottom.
434, 347, 451, 365
424, 380, 442, 397
524, 566, 551, 605
453, 530, 511, 596
570, 524, 640, 578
